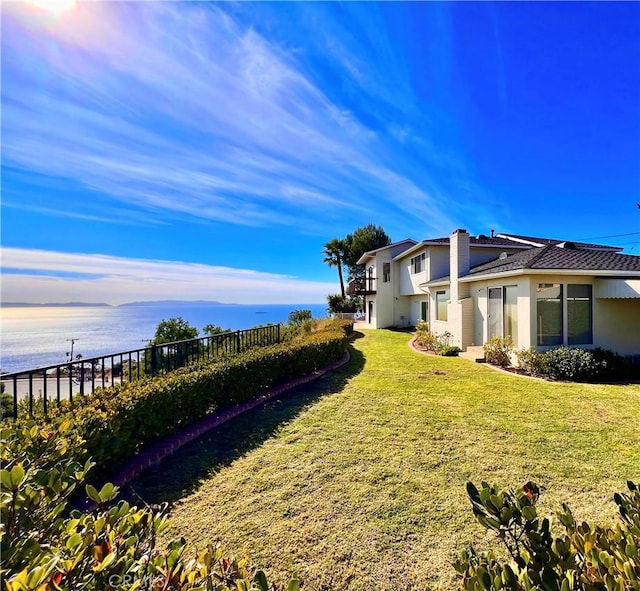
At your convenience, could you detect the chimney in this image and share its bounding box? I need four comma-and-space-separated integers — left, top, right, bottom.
450, 229, 470, 303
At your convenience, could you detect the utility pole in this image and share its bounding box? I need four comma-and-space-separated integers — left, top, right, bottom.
66, 338, 78, 362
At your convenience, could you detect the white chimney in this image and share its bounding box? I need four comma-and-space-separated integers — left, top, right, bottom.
450, 229, 470, 302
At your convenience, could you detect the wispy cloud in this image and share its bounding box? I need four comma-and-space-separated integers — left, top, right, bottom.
1, 2, 479, 237
0, 247, 335, 305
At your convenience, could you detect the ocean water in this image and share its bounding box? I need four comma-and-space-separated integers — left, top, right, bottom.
0, 302, 328, 374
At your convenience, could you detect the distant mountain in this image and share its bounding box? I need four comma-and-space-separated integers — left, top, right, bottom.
118, 300, 233, 307
1, 302, 112, 308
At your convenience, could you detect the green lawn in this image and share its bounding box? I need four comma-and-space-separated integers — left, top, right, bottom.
127, 329, 640, 591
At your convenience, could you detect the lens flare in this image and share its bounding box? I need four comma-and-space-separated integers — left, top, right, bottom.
28, 0, 77, 13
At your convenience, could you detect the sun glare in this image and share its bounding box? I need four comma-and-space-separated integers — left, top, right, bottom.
28, 0, 76, 14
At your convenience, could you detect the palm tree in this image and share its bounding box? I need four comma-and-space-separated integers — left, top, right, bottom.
323, 238, 346, 298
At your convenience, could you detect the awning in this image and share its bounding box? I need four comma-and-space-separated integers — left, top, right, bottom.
594, 278, 640, 299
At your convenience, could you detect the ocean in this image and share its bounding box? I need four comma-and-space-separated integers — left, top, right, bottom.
0, 302, 328, 374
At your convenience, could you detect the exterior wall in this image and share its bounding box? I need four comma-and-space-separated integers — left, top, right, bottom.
373, 254, 395, 328
429, 247, 449, 282
398, 248, 428, 296
593, 298, 640, 356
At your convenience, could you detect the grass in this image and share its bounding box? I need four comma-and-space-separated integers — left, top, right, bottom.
125, 329, 640, 591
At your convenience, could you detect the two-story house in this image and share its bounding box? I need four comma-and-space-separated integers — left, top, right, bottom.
352, 229, 640, 360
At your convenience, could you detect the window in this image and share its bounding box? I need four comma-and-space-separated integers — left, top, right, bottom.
420, 300, 428, 322
488, 286, 518, 347
382, 262, 391, 283
537, 283, 562, 346
504, 286, 518, 347
411, 252, 425, 274
568, 284, 592, 345
436, 291, 448, 321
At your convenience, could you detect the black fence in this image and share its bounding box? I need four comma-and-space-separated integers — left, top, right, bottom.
1, 324, 281, 419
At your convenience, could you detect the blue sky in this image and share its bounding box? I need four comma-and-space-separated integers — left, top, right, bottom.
2, 1, 639, 304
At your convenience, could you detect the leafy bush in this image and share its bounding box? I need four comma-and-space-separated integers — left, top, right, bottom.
483, 336, 513, 367
415, 323, 461, 357
1, 420, 298, 591
455, 479, 640, 591
288, 309, 313, 325
33, 329, 347, 480
516, 346, 639, 382
326, 294, 360, 313
1, 392, 14, 419
515, 347, 547, 376
439, 345, 462, 357
542, 346, 600, 381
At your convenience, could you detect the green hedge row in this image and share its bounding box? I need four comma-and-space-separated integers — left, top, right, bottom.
41, 328, 347, 479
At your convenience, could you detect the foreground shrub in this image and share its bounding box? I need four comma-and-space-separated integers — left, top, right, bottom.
516, 346, 639, 382
483, 336, 513, 367
456, 479, 640, 591
25, 329, 348, 480
1, 420, 298, 591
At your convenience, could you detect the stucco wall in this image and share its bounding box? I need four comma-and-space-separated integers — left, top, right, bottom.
398, 248, 428, 296
593, 298, 640, 356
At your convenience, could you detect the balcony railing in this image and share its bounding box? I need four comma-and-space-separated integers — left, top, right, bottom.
349, 277, 377, 295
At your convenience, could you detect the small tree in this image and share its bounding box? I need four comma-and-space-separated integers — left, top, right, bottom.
152, 317, 198, 344
343, 224, 391, 281
288, 309, 312, 325
203, 323, 230, 336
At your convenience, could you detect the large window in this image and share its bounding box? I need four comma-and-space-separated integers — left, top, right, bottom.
488, 286, 518, 347
568, 284, 592, 345
382, 262, 391, 283
411, 252, 425, 274
504, 285, 518, 347
436, 290, 448, 321
537, 283, 563, 346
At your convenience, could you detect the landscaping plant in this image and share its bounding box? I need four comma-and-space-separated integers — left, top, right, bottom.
456, 479, 640, 591
0, 419, 299, 591
483, 336, 514, 368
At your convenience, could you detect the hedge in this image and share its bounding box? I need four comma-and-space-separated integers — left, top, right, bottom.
19, 328, 347, 480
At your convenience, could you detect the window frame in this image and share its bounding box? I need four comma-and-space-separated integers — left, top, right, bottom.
435, 290, 448, 321
567, 284, 593, 345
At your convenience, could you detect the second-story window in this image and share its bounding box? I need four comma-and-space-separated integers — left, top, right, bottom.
382, 262, 391, 283
411, 252, 425, 274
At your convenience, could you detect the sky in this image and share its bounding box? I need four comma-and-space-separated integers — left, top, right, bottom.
1, 1, 639, 305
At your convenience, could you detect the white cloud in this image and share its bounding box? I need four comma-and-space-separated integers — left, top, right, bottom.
1, 2, 466, 236
1, 248, 336, 305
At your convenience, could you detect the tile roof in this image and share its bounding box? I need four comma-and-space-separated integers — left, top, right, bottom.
468, 245, 640, 276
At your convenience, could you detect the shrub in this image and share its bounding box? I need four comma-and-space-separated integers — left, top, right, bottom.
326, 294, 360, 313
455, 479, 640, 591
542, 346, 600, 381
483, 337, 513, 368
1, 391, 14, 419
36, 329, 347, 480
1, 420, 298, 591
516, 346, 639, 382
288, 309, 313, 325
439, 345, 462, 357
515, 347, 547, 376
415, 324, 461, 356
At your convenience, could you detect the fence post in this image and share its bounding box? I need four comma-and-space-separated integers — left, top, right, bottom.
277, 323, 281, 343
151, 344, 158, 376
236, 330, 241, 354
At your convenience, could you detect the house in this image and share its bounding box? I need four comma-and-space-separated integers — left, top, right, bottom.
352, 229, 640, 361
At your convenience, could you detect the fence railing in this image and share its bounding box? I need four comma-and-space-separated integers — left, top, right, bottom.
1, 324, 281, 419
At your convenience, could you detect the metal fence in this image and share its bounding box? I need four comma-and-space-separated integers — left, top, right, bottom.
1, 324, 281, 419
